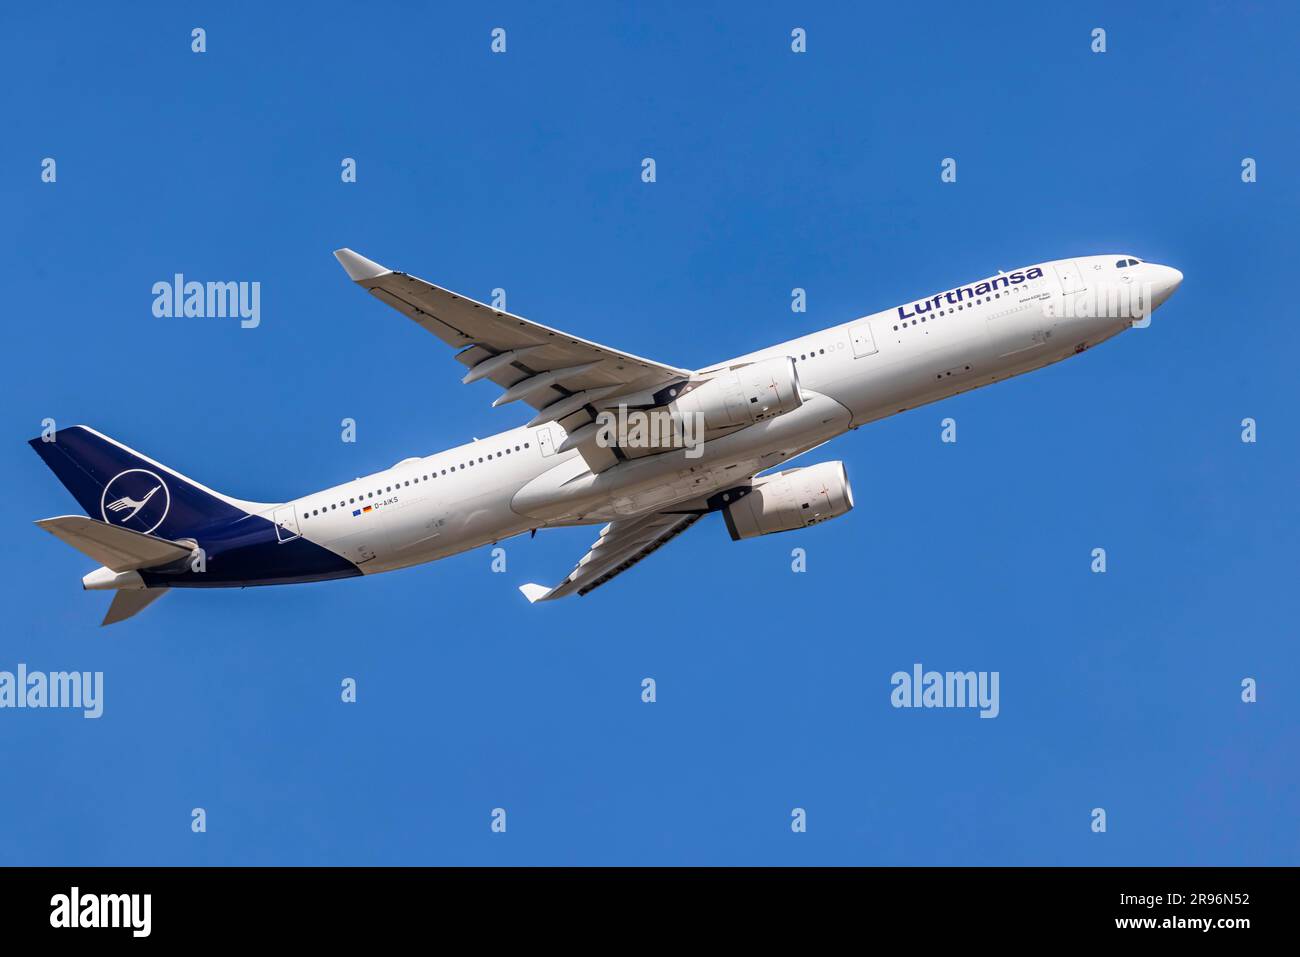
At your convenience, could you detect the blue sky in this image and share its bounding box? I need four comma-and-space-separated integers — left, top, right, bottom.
1, 1, 1296, 865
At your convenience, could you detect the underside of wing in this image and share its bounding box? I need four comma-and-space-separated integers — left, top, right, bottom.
519, 511, 703, 602
334, 249, 691, 472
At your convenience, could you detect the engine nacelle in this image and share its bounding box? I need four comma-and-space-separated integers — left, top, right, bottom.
720, 461, 854, 541
673, 356, 803, 432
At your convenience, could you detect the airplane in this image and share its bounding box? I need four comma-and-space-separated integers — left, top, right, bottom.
30, 250, 1182, 624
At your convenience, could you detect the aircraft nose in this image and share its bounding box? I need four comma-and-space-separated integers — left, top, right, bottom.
1150, 264, 1183, 307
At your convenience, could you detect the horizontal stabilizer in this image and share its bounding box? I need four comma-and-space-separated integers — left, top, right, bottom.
103, 587, 168, 626
35, 515, 192, 572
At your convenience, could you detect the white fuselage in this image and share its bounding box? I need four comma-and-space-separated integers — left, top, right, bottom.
273, 255, 1180, 575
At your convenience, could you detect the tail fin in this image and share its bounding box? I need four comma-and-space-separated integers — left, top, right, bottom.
29, 425, 268, 539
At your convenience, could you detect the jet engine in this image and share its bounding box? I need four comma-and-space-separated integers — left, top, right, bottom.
719, 461, 854, 541
672, 356, 803, 432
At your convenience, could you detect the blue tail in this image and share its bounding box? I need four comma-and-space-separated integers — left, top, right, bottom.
30, 425, 362, 588
28, 425, 256, 539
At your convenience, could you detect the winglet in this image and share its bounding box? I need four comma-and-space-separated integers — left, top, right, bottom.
518, 583, 554, 604
333, 248, 392, 282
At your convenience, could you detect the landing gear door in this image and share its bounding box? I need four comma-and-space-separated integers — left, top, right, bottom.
1054, 260, 1087, 296
273, 505, 301, 543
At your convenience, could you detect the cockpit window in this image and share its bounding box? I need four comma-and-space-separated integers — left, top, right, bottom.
1115, 258, 1142, 268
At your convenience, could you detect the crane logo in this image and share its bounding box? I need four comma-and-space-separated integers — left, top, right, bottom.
100, 469, 171, 534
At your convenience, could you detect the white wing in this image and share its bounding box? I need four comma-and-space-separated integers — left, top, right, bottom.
519, 511, 703, 602
334, 249, 692, 472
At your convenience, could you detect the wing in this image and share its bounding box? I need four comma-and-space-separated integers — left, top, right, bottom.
518, 511, 703, 602
334, 249, 692, 471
